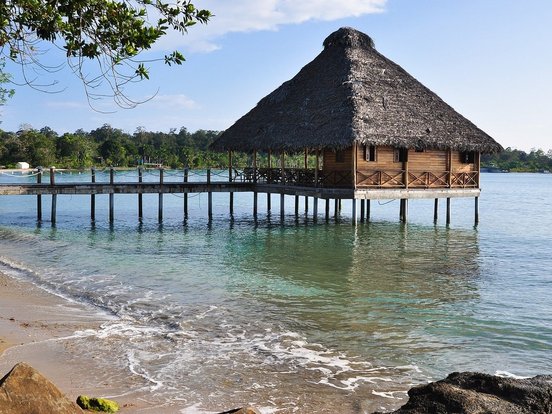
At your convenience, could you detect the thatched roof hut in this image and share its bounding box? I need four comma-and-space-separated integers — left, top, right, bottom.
211, 27, 502, 154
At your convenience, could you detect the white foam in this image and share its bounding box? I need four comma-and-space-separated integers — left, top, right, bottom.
495, 370, 530, 379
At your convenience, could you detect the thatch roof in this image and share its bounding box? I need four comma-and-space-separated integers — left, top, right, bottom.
210, 27, 502, 154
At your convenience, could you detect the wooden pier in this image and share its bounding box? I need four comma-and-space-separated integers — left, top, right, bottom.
0, 167, 480, 225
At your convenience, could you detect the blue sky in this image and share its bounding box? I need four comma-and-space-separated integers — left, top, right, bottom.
1, 0, 551, 151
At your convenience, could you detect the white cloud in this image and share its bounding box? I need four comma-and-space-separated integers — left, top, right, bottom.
156, 0, 387, 52
150, 94, 200, 110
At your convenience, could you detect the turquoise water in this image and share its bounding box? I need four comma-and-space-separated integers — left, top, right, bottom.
0, 171, 551, 412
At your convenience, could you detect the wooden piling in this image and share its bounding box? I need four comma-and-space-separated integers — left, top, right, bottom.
352, 199, 357, 225
334, 199, 338, 218
433, 198, 438, 223
184, 168, 189, 218
280, 193, 285, 220
304, 196, 309, 213
474, 196, 479, 225
36, 167, 42, 222
446, 197, 451, 225
366, 199, 371, 222
207, 168, 212, 219
294, 195, 299, 217
138, 167, 143, 220
109, 167, 114, 223
228, 151, 234, 216
360, 199, 365, 223
50, 167, 56, 224
158, 168, 164, 222
91, 167, 96, 222
313, 197, 318, 222
325, 199, 330, 221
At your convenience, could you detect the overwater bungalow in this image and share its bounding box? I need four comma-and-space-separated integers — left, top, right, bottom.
211, 27, 502, 223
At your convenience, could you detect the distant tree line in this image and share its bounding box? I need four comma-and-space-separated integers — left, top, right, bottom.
481, 148, 552, 172
0, 124, 235, 169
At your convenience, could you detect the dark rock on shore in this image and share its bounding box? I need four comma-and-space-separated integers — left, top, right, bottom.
379, 371, 552, 414
0, 362, 83, 414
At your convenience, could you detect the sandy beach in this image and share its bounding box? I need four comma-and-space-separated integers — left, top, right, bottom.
0, 271, 151, 412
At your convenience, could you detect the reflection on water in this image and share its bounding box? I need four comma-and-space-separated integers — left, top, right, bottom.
1, 173, 552, 412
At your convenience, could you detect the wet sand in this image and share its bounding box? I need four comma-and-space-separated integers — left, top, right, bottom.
0, 272, 154, 412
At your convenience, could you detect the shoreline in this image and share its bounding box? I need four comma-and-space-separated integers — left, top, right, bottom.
0, 271, 156, 412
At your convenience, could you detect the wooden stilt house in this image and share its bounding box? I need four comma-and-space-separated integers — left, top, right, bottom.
211, 27, 502, 222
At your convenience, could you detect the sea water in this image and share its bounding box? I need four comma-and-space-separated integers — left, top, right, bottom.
0, 171, 551, 412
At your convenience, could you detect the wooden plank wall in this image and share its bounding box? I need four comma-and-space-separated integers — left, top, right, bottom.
323, 147, 478, 174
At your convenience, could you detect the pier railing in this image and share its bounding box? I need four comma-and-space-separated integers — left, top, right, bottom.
238, 167, 478, 189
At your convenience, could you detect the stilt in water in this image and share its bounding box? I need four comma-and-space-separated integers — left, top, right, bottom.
138, 167, 143, 221
474, 197, 479, 226
325, 199, 330, 221
158, 168, 164, 222
207, 168, 213, 220
360, 199, 365, 223
366, 199, 371, 222
280, 193, 285, 220
294, 195, 299, 217
433, 198, 438, 223
446, 198, 451, 225
352, 199, 357, 226
109, 167, 114, 223
313, 197, 318, 222
50, 167, 57, 224
184, 168, 189, 219
91, 167, 96, 222
37, 167, 42, 222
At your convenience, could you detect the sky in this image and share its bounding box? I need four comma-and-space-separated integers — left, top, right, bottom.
1, 0, 551, 151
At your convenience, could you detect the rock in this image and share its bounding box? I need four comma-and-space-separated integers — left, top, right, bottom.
217, 407, 262, 414
0, 362, 83, 414
76, 395, 119, 413
380, 371, 552, 414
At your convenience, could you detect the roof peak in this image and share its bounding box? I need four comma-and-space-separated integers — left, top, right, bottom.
323, 27, 375, 50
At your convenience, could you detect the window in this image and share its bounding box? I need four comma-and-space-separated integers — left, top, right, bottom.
364, 145, 377, 162
394, 148, 408, 163
460, 151, 475, 164
335, 149, 345, 163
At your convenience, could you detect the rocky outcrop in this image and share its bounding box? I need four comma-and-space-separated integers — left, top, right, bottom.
383, 372, 552, 414
218, 407, 261, 414
0, 362, 83, 414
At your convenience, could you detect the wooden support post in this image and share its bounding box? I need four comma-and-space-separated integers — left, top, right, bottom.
280, 193, 285, 220
334, 199, 339, 218
446, 197, 451, 225
403, 199, 408, 222
304, 196, 309, 212
475, 197, 479, 225
229, 150, 234, 216
91, 167, 96, 222
50, 167, 56, 224
207, 168, 212, 220
447, 150, 453, 188
253, 192, 258, 217
313, 197, 318, 222
399, 199, 404, 221
325, 199, 330, 221
138, 167, 143, 221
158, 168, 164, 222
37, 167, 42, 222
109, 167, 114, 223
433, 198, 438, 223
352, 199, 357, 226
294, 195, 299, 217
366, 199, 371, 222
184, 168, 189, 218
267, 193, 271, 212
360, 199, 365, 223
